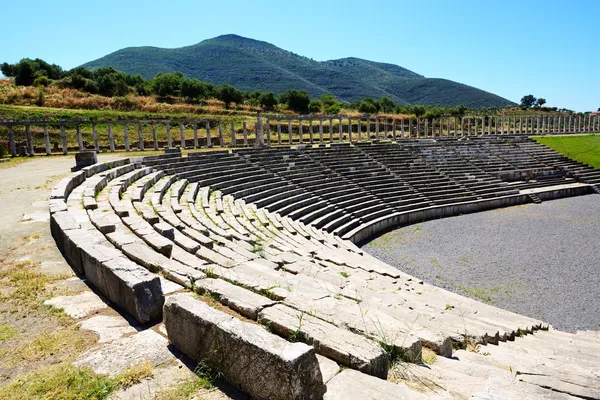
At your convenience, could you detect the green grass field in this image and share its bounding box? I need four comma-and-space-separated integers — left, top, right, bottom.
533, 134, 600, 169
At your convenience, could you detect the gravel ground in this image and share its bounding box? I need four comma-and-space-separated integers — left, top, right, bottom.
362, 195, 600, 333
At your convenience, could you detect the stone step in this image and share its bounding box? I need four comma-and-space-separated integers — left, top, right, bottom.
258, 303, 391, 378
164, 294, 326, 400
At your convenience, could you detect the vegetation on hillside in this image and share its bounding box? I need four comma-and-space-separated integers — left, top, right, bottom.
78, 34, 516, 108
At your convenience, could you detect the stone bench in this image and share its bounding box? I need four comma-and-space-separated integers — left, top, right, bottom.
164, 294, 325, 400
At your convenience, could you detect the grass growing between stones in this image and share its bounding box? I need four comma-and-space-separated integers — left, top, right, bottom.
0, 360, 154, 400
533, 134, 600, 168
155, 366, 215, 400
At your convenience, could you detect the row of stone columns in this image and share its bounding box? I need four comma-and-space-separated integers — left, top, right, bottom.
265, 115, 599, 143
3, 121, 231, 156
2, 114, 599, 156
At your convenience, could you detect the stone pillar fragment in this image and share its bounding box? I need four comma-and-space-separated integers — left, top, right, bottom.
61, 124, 68, 154
166, 122, 172, 148
93, 123, 99, 151
152, 123, 159, 150
231, 123, 236, 147
319, 119, 324, 142
298, 119, 303, 144
75, 125, 83, 152
206, 121, 212, 148
193, 124, 199, 148
348, 119, 352, 141
219, 123, 224, 147
244, 122, 249, 146
180, 123, 186, 148
329, 118, 333, 142
138, 122, 144, 151
288, 121, 293, 144
26, 125, 34, 155
338, 117, 343, 141
8, 125, 16, 157
123, 124, 130, 151
108, 124, 115, 152
277, 121, 282, 144
256, 113, 264, 147
44, 125, 51, 155
309, 119, 314, 143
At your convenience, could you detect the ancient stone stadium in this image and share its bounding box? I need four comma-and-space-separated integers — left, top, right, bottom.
5, 114, 600, 399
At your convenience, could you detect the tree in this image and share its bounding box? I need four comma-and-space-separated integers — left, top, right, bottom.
216, 84, 244, 108
1, 62, 17, 77
151, 72, 184, 97
320, 94, 338, 108
412, 105, 426, 117
259, 92, 277, 110
181, 78, 210, 103
536, 98, 546, 107
279, 90, 310, 113
520, 94, 537, 108
14, 59, 36, 86
325, 103, 341, 114
357, 98, 379, 114
378, 97, 396, 113
308, 100, 323, 113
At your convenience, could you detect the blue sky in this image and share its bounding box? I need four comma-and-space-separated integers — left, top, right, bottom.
1, 0, 598, 111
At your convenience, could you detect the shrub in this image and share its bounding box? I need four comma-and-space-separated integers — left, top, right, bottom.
33, 76, 49, 87
83, 79, 99, 94
325, 103, 341, 114
357, 98, 379, 114
0, 145, 7, 158
259, 92, 277, 110
279, 89, 310, 113
216, 84, 244, 109
308, 99, 323, 113
35, 90, 45, 106
150, 72, 184, 97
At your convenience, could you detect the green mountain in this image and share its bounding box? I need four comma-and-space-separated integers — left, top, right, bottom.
82, 34, 514, 108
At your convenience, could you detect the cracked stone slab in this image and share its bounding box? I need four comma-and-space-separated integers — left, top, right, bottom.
258, 303, 389, 378
164, 293, 325, 400
75, 329, 174, 376
44, 290, 108, 319
323, 368, 429, 400
79, 315, 138, 343
317, 354, 339, 384
195, 277, 275, 320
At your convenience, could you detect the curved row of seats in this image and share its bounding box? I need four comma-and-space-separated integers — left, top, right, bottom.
49, 141, 600, 398
50, 153, 548, 376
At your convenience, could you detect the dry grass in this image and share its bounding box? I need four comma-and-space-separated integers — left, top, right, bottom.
0, 360, 154, 400
115, 360, 154, 389
0, 325, 18, 344
6, 326, 96, 365
0, 81, 261, 116
0, 364, 116, 400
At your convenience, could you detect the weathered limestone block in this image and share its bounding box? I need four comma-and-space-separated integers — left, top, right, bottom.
164, 294, 325, 400
195, 278, 275, 320
75, 330, 173, 375
154, 222, 175, 240
258, 303, 389, 378
50, 171, 86, 200
73, 151, 98, 171
324, 368, 428, 400
101, 256, 164, 323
